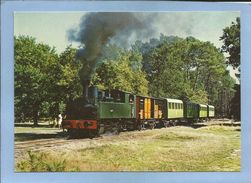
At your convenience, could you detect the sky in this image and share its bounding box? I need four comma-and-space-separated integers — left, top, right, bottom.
14, 11, 240, 82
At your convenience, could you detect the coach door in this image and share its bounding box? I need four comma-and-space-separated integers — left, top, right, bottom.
136, 96, 145, 120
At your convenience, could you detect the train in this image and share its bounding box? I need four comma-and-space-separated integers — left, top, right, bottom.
62, 86, 215, 138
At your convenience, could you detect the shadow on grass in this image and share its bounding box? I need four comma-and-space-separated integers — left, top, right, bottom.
178, 122, 206, 129
15, 131, 67, 141
178, 121, 241, 129
15, 123, 54, 128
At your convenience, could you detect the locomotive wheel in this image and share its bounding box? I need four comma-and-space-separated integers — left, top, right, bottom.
136, 123, 141, 131
113, 123, 120, 135
119, 123, 127, 132
88, 130, 97, 139
67, 129, 78, 139
98, 124, 105, 135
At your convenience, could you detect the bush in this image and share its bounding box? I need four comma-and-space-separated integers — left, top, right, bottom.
17, 151, 66, 172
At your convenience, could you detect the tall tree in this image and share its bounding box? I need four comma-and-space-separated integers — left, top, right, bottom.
220, 17, 240, 119
57, 46, 83, 109
15, 36, 60, 125
220, 17, 240, 69
138, 35, 233, 115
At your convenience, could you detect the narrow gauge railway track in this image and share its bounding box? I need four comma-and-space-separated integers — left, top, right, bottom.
15, 130, 144, 153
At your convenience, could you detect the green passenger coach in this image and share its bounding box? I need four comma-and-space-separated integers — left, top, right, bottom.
198, 104, 208, 118
184, 102, 199, 120
166, 98, 184, 119
207, 105, 215, 118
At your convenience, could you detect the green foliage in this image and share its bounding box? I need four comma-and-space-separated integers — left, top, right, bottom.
17, 151, 66, 172
57, 46, 83, 111
133, 35, 236, 116
188, 89, 208, 104
220, 17, 240, 69
15, 37, 82, 125
15, 36, 60, 125
220, 17, 240, 119
15, 32, 238, 121
58, 46, 82, 94
92, 45, 148, 95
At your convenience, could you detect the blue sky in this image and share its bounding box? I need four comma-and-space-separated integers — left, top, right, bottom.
14, 11, 240, 81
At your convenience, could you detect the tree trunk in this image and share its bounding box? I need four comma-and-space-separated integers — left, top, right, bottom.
33, 110, 39, 127
193, 66, 200, 91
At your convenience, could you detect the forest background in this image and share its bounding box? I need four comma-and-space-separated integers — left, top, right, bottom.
14, 15, 240, 126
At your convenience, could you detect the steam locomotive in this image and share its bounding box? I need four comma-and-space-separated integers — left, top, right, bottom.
62, 86, 215, 138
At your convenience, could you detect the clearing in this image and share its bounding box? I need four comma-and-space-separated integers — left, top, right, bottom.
15, 120, 241, 172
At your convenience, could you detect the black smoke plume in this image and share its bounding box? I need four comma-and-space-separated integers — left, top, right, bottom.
68, 12, 155, 98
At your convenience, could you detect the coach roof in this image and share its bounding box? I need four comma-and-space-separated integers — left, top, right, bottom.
166, 98, 183, 104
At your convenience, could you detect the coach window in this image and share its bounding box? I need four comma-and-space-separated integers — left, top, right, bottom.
168, 103, 171, 109
129, 94, 134, 103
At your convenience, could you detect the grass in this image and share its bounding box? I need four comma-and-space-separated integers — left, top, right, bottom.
15, 127, 64, 141
15, 125, 240, 172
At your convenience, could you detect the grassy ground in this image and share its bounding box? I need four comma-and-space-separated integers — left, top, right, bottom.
15, 122, 64, 141
15, 124, 240, 172
15, 127, 64, 141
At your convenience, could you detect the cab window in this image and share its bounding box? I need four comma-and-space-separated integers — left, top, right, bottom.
129, 94, 134, 103
111, 90, 125, 103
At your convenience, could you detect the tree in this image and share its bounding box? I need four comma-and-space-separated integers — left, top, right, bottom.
15, 36, 60, 125
92, 45, 148, 95
57, 46, 83, 111
220, 17, 240, 69
230, 84, 240, 120
147, 41, 186, 98
220, 17, 240, 119
136, 35, 234, 116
